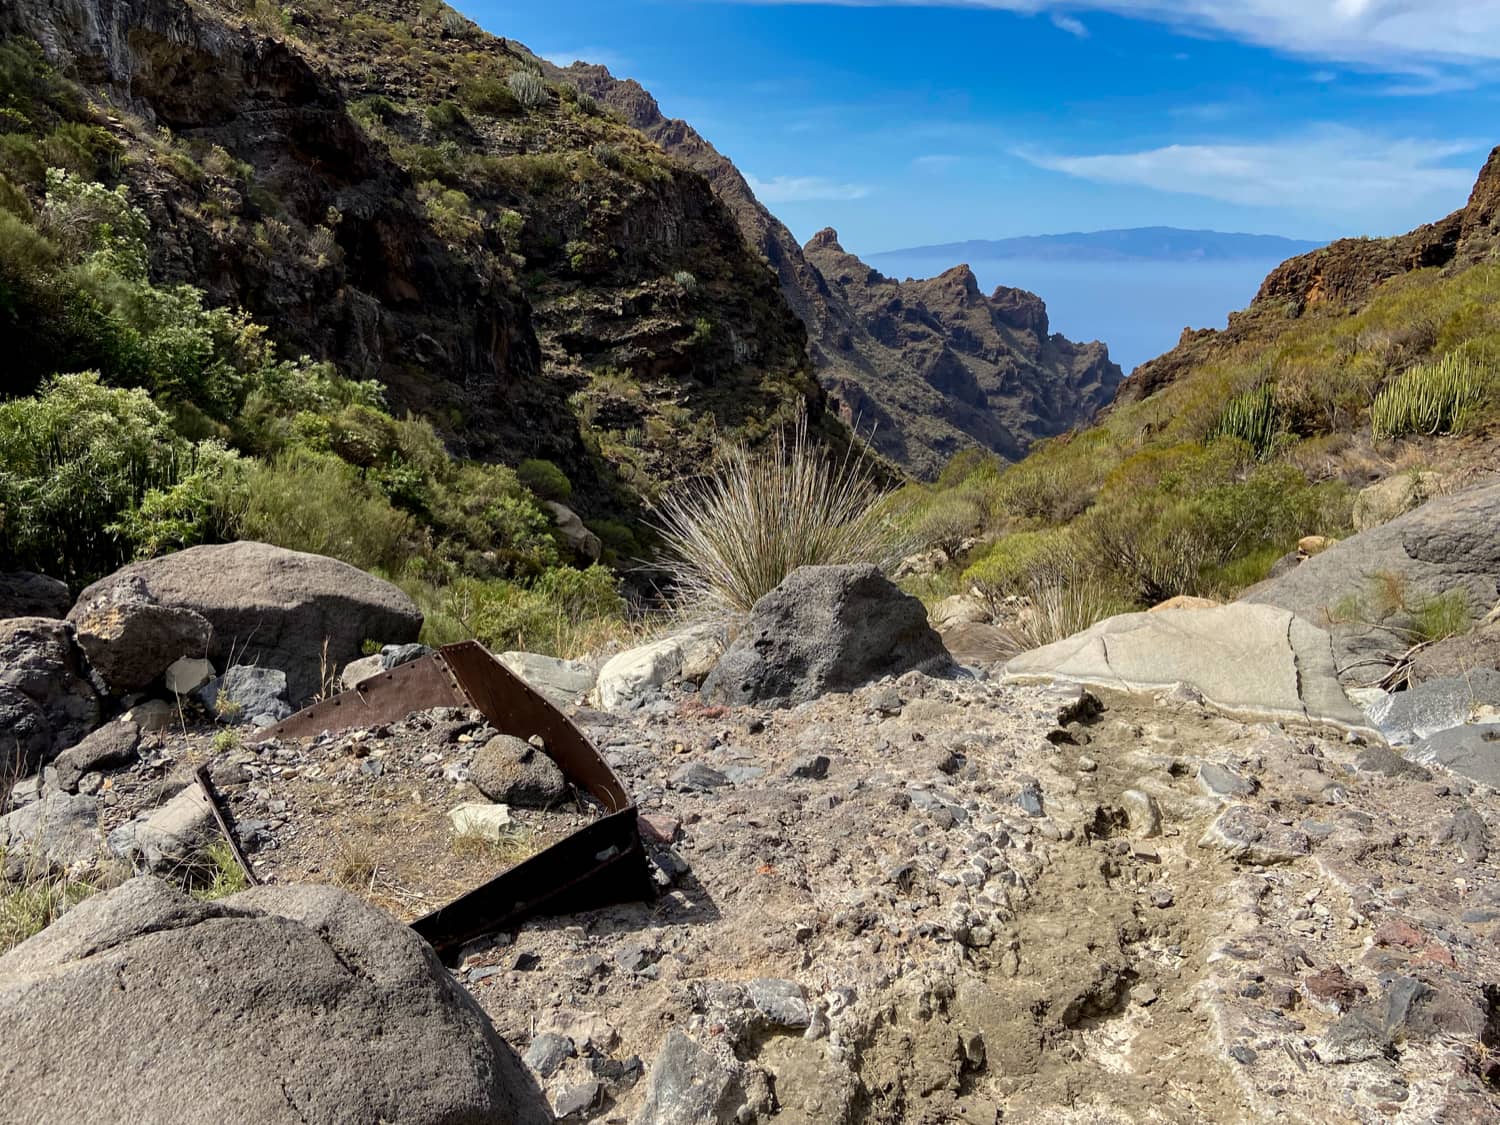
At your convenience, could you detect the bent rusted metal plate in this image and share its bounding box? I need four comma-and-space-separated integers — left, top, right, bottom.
210, 641, 653, 957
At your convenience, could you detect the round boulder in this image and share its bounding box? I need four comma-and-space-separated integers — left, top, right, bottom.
69, 542, 423, 705
471, 734, 568, 808
0, 877, 551, 1124
702, 564, 955, 709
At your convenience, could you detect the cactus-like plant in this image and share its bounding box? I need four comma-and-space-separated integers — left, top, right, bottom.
1371, 353, 1485, 439
507, 71, 549, 110
1209, 383, 1281, 458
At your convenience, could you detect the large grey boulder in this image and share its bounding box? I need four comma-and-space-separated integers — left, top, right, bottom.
0, 878, 550, 1125
0, 617, 100, 757
702, 565, 954, 709
1004, 603, 1371, 732
544, 501, 602, 563
0, 685, 52, 780
0, 791, 102, 880
1243, 478, 1500, 683
196, 665, 293, 727
70, 542, 423, 704
1366, 670, 1500, 745
1409, 724, 1500, 788
0, 572, 70, 620
68, 574, 213, 695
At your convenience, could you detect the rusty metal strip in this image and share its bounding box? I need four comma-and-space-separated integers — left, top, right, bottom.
201, 640, 652, 955
194, 762, 262, 887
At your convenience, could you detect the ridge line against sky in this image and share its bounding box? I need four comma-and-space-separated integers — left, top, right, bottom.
476, 0, 1496, 251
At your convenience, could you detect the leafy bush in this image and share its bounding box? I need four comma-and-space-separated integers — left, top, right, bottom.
459, 78, 519, 117
507, 71, 549, 110
963, 528, 1077, 606
425, 100, 471, 140
650, 414, 898, 613
516, 458, 572, 502
0, 373, 189, 581
238, 450, 413, 573
1371, 354, 1487, 439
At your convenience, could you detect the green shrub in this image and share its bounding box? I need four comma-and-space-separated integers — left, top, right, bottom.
507, 71, 549, 110
459, 78, 519, 117
351, 95, 400, 125
1411, 588, 1473, 643
1371, 354, 1487, 439
650, 414, 898, 613
516, 458, 572, 502
963, 528, 1077, 605
237, 450, 413, 573
0, 373, 190, 581
425, 100, 471, 139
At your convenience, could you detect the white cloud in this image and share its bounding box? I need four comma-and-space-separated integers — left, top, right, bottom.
727, 1, 1500, 70
1017, 129, 1481, 227
1051, 12, 1090, 36
746, 174, 873, 202
911, 153, 961, 171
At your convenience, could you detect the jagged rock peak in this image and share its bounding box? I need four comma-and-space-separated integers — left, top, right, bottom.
805, 227, 845, 254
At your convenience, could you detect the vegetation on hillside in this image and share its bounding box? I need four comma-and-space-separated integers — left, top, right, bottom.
0, 40, 626, 655
893, 257, 1500, 632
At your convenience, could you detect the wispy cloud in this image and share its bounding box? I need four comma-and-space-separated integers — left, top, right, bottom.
746, 174, 873, 202
1051, 13, 1090, 37
911, 153, 962, 172
1017, 129, 1480, 227
721, 1, 1500, 70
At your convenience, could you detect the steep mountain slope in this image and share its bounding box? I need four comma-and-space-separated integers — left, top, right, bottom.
0, 0, 829, 512
1120, 147, 1500, 406
907, 147, 1500, 623
562, 63, 1122, 478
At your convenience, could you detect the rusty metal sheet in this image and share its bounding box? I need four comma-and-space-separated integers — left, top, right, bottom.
207, 641, 652, 957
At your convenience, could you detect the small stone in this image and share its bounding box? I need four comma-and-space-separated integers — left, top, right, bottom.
788, 754, 830, 780
670, 763, 730, 792
1077, 756, 1098, 773
1302, 966, 1367, 1014
551, 1080, 600, 1119
1197, 762, 1256, 799
1316, 1014, 1390, 1064
1228, 1045, 1257, 1065
615, 939, 658, 974
471, 734, 568, 808
1120, 789, 1162, 838
1017, 780, 1044, 817
1148, 886, 1175, 908
722, 765, 765, 785
1131, 984, 1158, 1006
747, 978, 811, 1029
164, 656, 215, 696
639, 812, 680, 843
448, 802, 513, 840
523, 1033, 574, 1079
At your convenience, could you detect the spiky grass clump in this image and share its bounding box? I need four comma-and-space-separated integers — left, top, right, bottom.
1209, 383, 1281, 459
1371, 354, 1485, 439
506, 71, 549, 110
650, 418, 899, 614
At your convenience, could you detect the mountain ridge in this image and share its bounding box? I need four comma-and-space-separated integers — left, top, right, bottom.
560, 61, 1122, 478
872, 227, 1325, 264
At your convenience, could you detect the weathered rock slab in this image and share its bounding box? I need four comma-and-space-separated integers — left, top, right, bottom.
1366, 669, 1500, 745
1004, 603, 1370, 731
499, 650, 598, 707
0, 791, 101, 879
1408, 724, 1500, 787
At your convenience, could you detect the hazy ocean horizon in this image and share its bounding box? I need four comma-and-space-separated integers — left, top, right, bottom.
866, 254, 1288, 374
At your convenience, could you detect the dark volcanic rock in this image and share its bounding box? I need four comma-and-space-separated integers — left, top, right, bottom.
0, 573, 70, 620
0, 616, 100, 757
0, 878, 551, 1124
702, 565, 955, 708
68, 575, 213, 695
471, 734, 568, 808
51, 720, 141, 792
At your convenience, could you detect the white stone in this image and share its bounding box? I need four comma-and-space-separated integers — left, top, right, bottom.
124, 699, 175, 732
448, 802, 513, 840
163, 656, 214, 696
594, 637, 685, 711
497, 651, 598, 706
339, 654, 385, 693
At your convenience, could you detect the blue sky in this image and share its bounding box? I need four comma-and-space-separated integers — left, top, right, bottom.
463, 1, 1499, 255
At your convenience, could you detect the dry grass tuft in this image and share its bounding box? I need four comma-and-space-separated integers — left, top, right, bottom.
649, 414, 901, 614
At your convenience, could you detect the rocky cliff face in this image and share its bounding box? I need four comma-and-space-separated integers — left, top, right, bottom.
1, 0, 826, 508
564, 64, 1123, 478
1119, 146, 1500, 406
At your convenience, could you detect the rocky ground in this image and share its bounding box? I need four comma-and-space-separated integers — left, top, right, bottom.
434, 671, 1500, 1124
